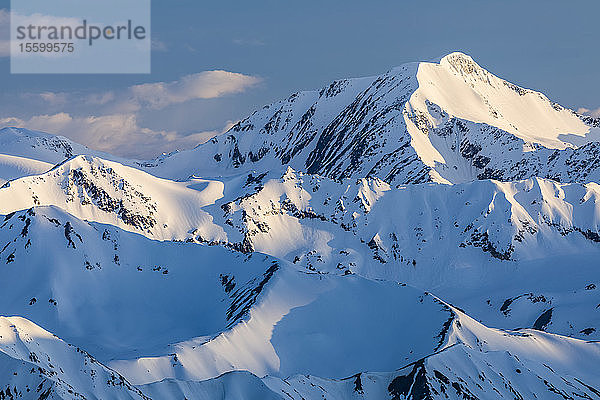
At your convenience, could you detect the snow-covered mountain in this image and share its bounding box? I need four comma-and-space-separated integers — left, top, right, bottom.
1, 52, 600, 399
0, 316, 148, 399
0, 155, 226, 241
0, 127, 132, 185
145, 52, 600, 185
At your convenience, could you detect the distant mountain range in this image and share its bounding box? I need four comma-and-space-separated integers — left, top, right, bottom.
1, 53, 600, 399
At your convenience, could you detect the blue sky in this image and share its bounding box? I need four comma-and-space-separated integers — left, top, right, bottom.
0, 0, 598, 158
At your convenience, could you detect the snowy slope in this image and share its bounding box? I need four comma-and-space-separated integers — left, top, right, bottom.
4, 228, 600, 400
1, 144, 599, 343
0, 127, 134, 184
0, 205, 451, 383
125, 298, 600, 399
0, 154, 52, 186
0, 127, 91, 165
0, 316, 148, 399
0, 206, 288, 360
263, 309, 600, 400
0, 155, 226, 242
4, 289, 600, 400
189, 169, 600, 341
140, 371, 283, 400
410, 53, 591, 149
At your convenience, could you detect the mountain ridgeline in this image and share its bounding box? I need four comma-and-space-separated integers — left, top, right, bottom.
146, 52, 600, 185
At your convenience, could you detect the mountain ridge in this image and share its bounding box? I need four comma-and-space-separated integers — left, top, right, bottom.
141, 52, 600, 186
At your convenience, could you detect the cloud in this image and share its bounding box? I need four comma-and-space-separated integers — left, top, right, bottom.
184, 44, 197, 53
0, 113, 235, 159
38, 92, 69, 105
233, 38, 266, 46
129, 71, 261, 109
577, 107, 600, 119
25, 70, 261, 113
0, 70, 260, 158
85, 91, 116, 106
151, 39, 167, 52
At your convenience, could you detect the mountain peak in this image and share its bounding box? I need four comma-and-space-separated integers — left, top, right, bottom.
387, 51, 477, 76
432, 51, 476, 64
437, 51, 482, 74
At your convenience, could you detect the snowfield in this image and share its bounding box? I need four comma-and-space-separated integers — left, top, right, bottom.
1, 52, 600, 399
